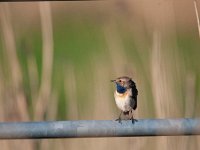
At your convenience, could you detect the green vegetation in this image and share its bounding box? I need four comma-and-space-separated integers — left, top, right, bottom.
0, 2, 200, 150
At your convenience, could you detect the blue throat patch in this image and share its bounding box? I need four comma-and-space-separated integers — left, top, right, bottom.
116, 84, 127, 93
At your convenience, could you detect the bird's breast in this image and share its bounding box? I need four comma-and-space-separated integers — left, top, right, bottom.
115, 90, 129, 98
114, 89, 132, 112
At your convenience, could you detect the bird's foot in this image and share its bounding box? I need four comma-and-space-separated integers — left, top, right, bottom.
115, 118, 122, 124
130, 117, 138, 124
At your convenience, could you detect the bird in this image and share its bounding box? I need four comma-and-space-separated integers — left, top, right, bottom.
111, 76, 138, 123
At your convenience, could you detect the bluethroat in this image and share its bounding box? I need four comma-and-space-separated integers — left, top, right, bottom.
111, 76, 138, 123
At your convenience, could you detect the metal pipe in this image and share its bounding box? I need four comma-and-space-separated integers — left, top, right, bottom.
0, 118, 199, 139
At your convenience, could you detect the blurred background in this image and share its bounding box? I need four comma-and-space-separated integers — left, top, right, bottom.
0, 1, 200, 150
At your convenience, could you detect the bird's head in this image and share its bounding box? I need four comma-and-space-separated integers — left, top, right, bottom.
111, 76, 133, 93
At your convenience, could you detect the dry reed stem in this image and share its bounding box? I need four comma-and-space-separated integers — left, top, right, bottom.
64, 64, 79, 119
0, 67, 9, 150
0, 3, 29, 121
151, 30, 188, 150
149, 1, 189, 149
46, 90, 58, 120
34, 2, 54, 120
0, 66, 5, 121
194, 0, 200, 39
27, 54, 39, 105
0, 4, 22, 88
103, 22, 128, 76
185, 73, 196, 117
0, 3, 34, 150
92, 60, 113, 120
151, 31, 168, 150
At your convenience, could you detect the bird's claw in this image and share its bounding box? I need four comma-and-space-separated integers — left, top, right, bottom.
131, 118, 138, 124
115, 118, 122, 124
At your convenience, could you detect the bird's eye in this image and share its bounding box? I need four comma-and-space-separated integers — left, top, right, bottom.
119, 80, 121, 82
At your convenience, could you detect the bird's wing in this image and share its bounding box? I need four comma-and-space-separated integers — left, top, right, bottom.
130, 81, 138, 110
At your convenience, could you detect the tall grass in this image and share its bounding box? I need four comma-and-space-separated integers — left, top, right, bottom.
0, 1, 200, 150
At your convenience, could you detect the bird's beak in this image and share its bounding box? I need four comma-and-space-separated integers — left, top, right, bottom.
111, 79, 116, 82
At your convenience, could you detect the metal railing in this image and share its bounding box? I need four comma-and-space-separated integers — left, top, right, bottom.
0, 118, 199, 139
